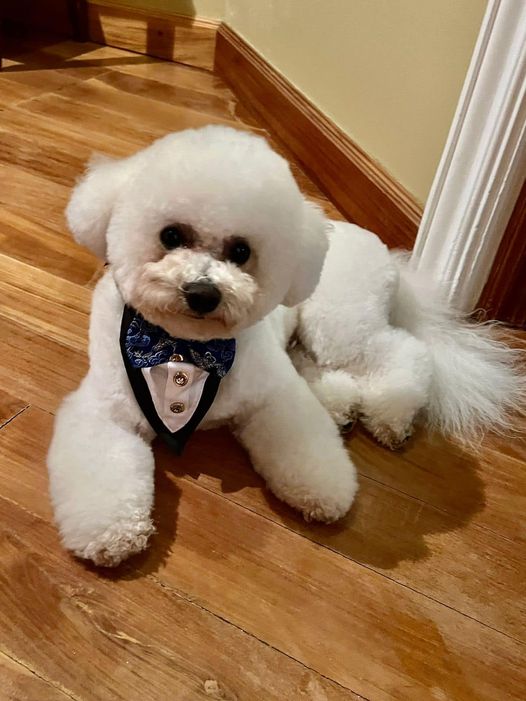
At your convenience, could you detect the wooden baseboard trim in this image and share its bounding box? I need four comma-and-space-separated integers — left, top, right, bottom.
215, 24, 422, 248
86, 1, 219, 71
478, 177, 526, 327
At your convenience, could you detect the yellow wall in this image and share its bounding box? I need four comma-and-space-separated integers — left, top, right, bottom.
225, 0, 487, 204
106, 0, 487, 204
105, 0, 225, 19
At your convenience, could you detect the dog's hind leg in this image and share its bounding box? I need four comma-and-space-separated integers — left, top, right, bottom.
357, 327, 432, 449
289, 344, 361, 431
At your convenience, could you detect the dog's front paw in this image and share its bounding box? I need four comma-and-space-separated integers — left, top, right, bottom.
300, 496, 352, 523
64, 515, 155, 567
271, 459, 358, 524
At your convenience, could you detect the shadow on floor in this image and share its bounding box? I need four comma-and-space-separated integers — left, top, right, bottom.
1, 28, 156, 72
111, 422, 486, 578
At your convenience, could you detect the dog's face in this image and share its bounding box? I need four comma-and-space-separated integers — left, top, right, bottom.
67, 126, 328, 340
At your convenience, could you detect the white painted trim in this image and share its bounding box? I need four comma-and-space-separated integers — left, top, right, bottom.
411, 0, 526, 311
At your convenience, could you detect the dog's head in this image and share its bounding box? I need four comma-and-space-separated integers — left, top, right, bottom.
67, 126, 328, 340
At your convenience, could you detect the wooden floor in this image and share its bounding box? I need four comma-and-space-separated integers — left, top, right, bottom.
0, 36, 525, 701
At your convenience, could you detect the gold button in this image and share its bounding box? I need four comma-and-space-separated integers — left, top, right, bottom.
170, 353, 184, 362
174, 371, 189, 386
170, 402, 185, 414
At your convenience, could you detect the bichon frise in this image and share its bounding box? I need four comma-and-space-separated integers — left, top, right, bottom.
48, 125, 524, 567
47, 126, 358, 566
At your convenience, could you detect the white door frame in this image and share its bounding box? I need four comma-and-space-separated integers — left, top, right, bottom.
411, 0, 526, 312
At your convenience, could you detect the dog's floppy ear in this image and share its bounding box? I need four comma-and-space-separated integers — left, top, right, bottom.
66, 153, 135, 259
283, 202, 329, 307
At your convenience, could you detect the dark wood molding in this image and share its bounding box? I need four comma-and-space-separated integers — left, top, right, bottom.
86, 1, 219, 71
478, 177, 526, 328
1, 0, 78, 37
215, 23, 422, 249
68, 1, 89, 42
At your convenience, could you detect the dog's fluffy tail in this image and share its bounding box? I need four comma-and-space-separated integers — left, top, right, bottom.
390, 252, 526, 445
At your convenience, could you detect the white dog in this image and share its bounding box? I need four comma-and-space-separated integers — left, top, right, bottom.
48, 125, 524, 567
47, 126, 359, 566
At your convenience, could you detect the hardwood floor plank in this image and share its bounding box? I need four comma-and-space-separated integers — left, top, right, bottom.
0, 105, 138, 158
112, 476, 526, 701
0, 208, 99, 287
0, 390, 28, 429
0, 78, 41, 108
0, 495, 357, 701
1, 41, 151, 83
0, 255, 90, 352
14, 93, 152, 149
156, 431, 525, 641
0, 130, 87, 187
0, 67, 81, 99
33, 40, 156, 68
18, 80, 257, 149
114, 59, 234, 98
0, 650, 73, 701
0, 254, 90, 310
350, 428, 526, 543
0, 318, 86, 413
483, 416, 526, 464
0, 165, 71, 234
96, 69, 239, 122
1, 408, 524, 701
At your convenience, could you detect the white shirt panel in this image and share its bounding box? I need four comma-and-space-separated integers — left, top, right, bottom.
141, 361, 209, 433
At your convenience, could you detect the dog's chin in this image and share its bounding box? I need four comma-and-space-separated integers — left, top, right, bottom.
137, 307, 237, 341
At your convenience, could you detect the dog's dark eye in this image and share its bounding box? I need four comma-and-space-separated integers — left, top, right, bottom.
226, 239, 251, 266
160, 225, 186, 250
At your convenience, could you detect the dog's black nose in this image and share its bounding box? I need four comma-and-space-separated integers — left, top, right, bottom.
184, 281, 222, 314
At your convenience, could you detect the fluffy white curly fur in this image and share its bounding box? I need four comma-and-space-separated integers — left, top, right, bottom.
48, 126, 358, 566
295, 222, 526, 448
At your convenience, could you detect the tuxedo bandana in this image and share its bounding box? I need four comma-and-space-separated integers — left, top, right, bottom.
120, 306, 236, 453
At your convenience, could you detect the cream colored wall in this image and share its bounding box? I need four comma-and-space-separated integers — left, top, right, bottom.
105, 0, 225, 20
225, 0, 487, 204
104, 0, 487, 203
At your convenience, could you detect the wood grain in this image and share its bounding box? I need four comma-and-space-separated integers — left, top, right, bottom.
0, 650, 71, 701
2, 409, 525, 701
114, 57, 234, 97
87, 0, 219, 71
0, 255, 90, 352
0, 390, 27, 429
0, 42, 131, 87
0, 165, 72, 235
97, 68, 239, 122
350, 428, 526, 542
0, 102, 138, 158
0, 60, 80, 98
0, 318, 87, 414
0, 78, 41, 108
0, 36, 525, 701
0, 207, 99, 286
0, 497, 356, 701
0, 404, 359, 700
215, 24, 422, 249
157, 431, 525, 641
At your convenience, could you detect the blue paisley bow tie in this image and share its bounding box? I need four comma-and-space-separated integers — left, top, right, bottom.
124, 308, 236, 378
